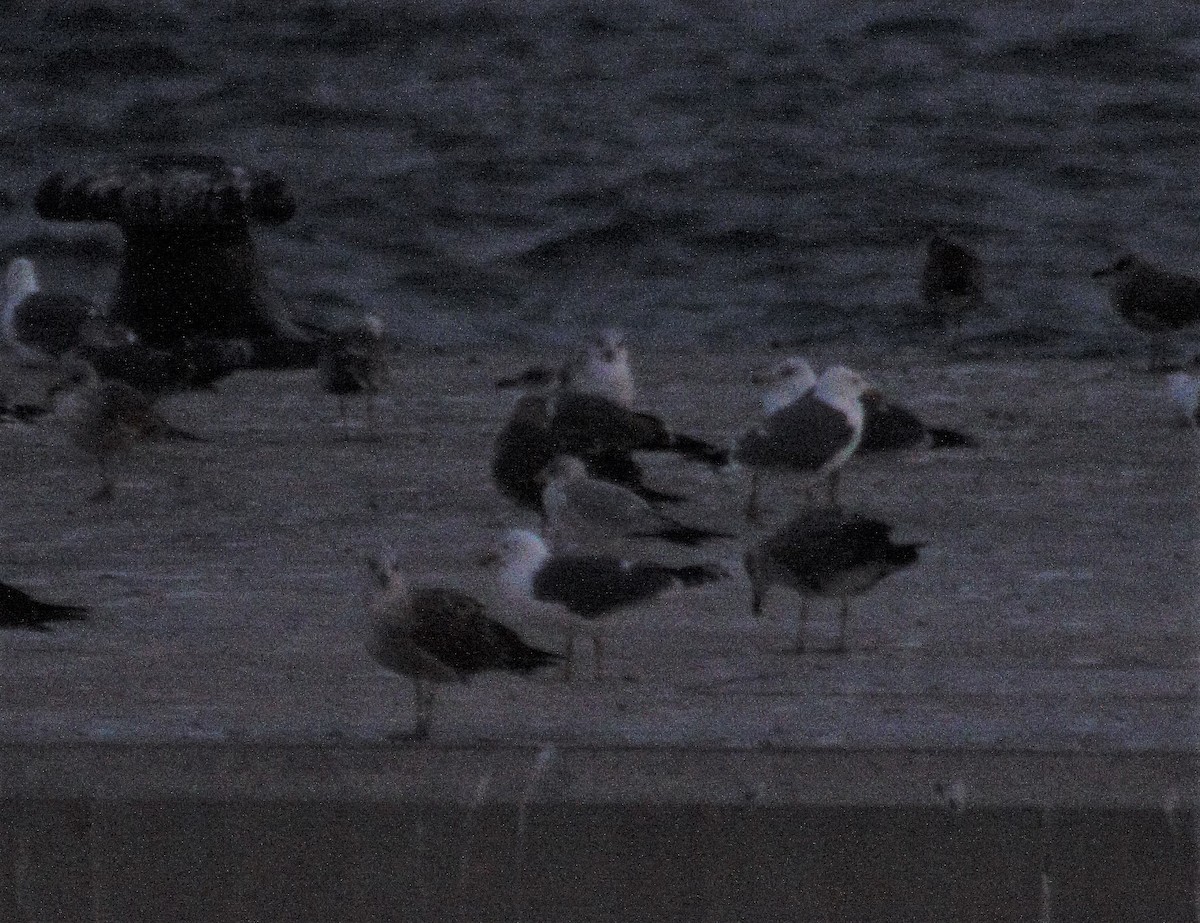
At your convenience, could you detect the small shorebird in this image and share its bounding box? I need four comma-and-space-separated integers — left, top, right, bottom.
1092, 254, 1200, 370
485, 528, 725, 680
0, 580, 88, 631
365, 549, 560, 740
733, 365, 876, 520
744, 507, 923, 653
305, 314, 390, 437
539, 454, 733, 549
920, 234, 984, 349
49, 357, 205, 502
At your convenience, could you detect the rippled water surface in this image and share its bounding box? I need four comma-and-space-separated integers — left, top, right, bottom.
4, 1, 1200, 352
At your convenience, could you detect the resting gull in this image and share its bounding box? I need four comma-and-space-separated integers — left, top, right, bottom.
1093, 254, 1200, 369
492, 365, 689, 511
49, 357, 206, 502
920, 233, 984, 347
486, 528, 725, 679
1166, 372, 1200, 427
300, 314, 391, 437
366, 549, 561, 740
744, 507, 923, 653
3, 257, 97, 360
0, 581, 88, 631
540, 455, 734, 549
734, 364, 876, 519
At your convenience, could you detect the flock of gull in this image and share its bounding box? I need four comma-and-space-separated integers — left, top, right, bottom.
2, 156, 1199, 741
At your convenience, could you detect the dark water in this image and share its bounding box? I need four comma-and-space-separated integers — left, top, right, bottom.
5, 2, 1200, 352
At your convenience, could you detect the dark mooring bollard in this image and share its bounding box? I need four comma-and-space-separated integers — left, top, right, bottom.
35, 153, 316, 368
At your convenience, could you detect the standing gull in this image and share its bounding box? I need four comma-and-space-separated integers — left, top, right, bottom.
1093, 254, 1200, 370
920, 233, 984, 348
366, 550, 561, 740
487, 528, 725, 680
744, 507, 923, 653
734, 365, 876, 520
301, 314, 391, 437
49, 357, 206, 502
0, 581, 88, 631
540, 455, 734, 549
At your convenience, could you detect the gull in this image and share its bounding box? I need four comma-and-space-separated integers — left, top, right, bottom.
744, 507, 923, 653
49, 356, 206, 502
733, 365, 876, 520
3, 257, 98, 361
920, 233, 984, 348
486, 528, 725, 680
539, 454, 735, 549
492, 365, 691, 512
0, 581, 88, 631
1166, 372, 1200, 427
301, 314, 390, 437
1093, 254, 1200, 370
366, 549, 561, 741
748, 354, 974, 459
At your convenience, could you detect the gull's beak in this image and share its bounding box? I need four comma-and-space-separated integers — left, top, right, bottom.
749, 368, 774, 386
495, 365, 555, 390
1090, 266, 1109, 279
477, 549, 500, 568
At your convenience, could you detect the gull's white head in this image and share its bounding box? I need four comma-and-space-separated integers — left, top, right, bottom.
813, 365, 875, 421
750, 356, 817, 415
1166, 372, 1200, 427
487, 528, 551, 597
561, 328, 634, 406
4, 257, 39, 305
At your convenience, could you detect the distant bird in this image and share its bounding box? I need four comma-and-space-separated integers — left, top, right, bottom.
744, 507, 923, 653
366, 549, 561, 740
734, 365, 876, 520
49, 357, 206, 502
539, 455, 734, 549
486, 528, 725, 680
1093, 254, 1200, 370
920, 234, 984, 347
301, 314, 390, 436
0, 581, 88, 631
1166, 372, 1200, 427
3, 257, 97, 360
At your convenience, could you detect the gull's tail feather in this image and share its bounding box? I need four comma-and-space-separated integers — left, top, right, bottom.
501, 641, 564, 674
927, 427, 976, 449
665, 432, 730, 466
663, 563, 727, 586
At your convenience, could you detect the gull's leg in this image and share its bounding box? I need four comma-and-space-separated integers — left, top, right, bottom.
745, 471, 762, 523
89, 456, 115, 503
832, 597, 851, 653
592, 630, 604, 681
791, 597, 810, 654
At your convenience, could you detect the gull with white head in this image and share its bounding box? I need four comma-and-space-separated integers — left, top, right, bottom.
734, 364, 876, 520
485, 528, 725, 680
366, 549, 561, 740
1093, 254, 1200, 370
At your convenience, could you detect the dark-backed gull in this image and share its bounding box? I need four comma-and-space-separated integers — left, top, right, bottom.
487, 528, 724, 679
734, 364, 875, 518
0, 581, 88, 631
1093, 254, 1200, 370
744, 507, 923, 653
